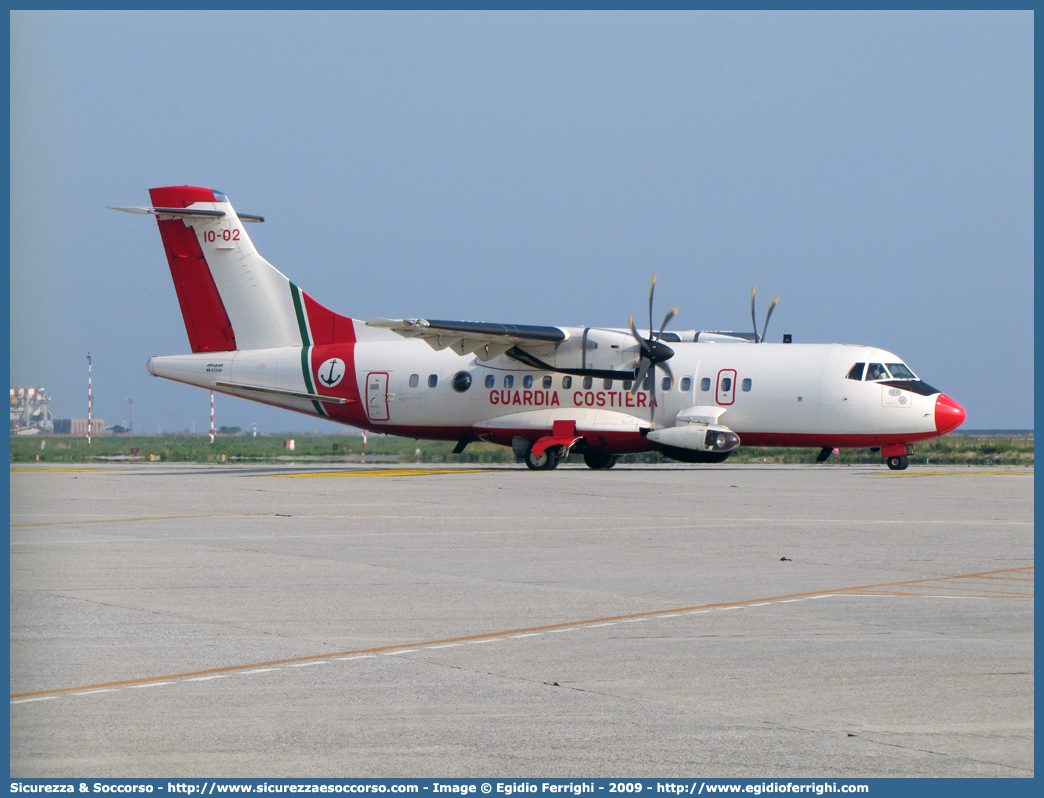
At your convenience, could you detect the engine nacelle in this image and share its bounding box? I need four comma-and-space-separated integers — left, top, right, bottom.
546, 327, 641, 375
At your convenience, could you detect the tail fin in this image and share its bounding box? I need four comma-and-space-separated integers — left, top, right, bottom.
116, 186, 355, 351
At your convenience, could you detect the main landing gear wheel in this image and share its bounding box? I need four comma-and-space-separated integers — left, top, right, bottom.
886, 455, 909, 471
583, 452, 618, 470
525, 445, 560, 470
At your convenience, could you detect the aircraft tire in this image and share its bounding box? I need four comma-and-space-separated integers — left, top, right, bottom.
886, 455, 909, 471
583, 452, 617, 470
525, 446, 559, 470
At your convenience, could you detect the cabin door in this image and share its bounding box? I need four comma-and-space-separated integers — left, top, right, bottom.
366, 372, 390, 421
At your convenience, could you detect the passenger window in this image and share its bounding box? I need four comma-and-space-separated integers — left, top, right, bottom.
409, 374, 419, 388
504, 375, 514, 389
427, 374, 438, 388
661, 376, 672, 391
721, 377, 732, 392
523, 375, 534, 389
484, 374, 495, 389
542, 375, 552, 389
680, 377, 692, 392
642, 373, 652, 391
741, 378, 752, 392
887, 363, 916, 379
603, 379, 613, 390
562, 376, 572, 389
623, 380, 633, 391
583, 376, 593, 389
700, 377, 711, 391
865, 363, 889, 381
846, 363, 865, 381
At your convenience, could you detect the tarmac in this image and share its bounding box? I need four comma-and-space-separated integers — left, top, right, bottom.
9, 462, 1034, 777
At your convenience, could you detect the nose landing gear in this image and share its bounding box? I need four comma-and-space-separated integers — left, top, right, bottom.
886, 455, 909, 471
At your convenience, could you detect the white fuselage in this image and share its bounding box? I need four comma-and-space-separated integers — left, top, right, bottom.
149, 324, 950, 454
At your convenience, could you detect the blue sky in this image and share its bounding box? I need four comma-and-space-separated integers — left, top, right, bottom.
10, 10, 1033, 433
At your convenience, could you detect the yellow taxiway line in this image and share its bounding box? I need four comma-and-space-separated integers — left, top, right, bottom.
10, 467, 125, 473
878, 471, 1032, 478
10, 565, 1032, 700
263, 468, 497, 478
11, 513, 264, 528
11, 514, 1032, 530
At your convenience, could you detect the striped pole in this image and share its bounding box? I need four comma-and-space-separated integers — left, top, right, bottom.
210, 391, 215, 444
87, 354, 92, 447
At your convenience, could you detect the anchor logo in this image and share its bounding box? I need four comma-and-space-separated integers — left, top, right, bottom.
317, 358, 345, 388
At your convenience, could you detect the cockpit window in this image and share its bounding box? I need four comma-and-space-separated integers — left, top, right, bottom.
886, 363, 917, 380
846, 363, 865, 381
212, 191, 229, 202
865, 363, 890, 381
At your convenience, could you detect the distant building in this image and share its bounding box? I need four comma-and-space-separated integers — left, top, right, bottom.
52, 419, 105, 436
10, 387, 53, 435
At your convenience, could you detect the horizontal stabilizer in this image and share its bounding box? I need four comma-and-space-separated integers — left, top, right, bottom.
109, 206, 264, 222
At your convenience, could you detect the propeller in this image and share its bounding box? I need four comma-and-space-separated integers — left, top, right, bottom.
628, 273, 677, 426
750, 285, 779, 343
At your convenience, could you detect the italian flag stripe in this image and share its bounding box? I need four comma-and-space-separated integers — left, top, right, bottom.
290, 283, 326, 416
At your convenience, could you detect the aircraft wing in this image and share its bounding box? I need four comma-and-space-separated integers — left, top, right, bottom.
366, 318, 568, 361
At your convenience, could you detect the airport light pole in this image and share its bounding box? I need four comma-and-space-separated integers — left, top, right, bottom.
87, 354, 92, 447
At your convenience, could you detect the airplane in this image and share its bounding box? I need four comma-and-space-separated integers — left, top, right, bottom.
112, 186, 966, 472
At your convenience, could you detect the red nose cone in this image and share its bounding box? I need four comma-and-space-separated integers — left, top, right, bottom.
935, 394, 966, 434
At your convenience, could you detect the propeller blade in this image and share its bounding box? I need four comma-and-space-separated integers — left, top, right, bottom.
761, 296, 779, 343
656, 307, 678, 340
631, 358, 651, 395
648, 273, 656, 336
629, 315, 650, 354
750, 285, 758, 343
660, 360, 674, 381
649, 364, 656, 426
